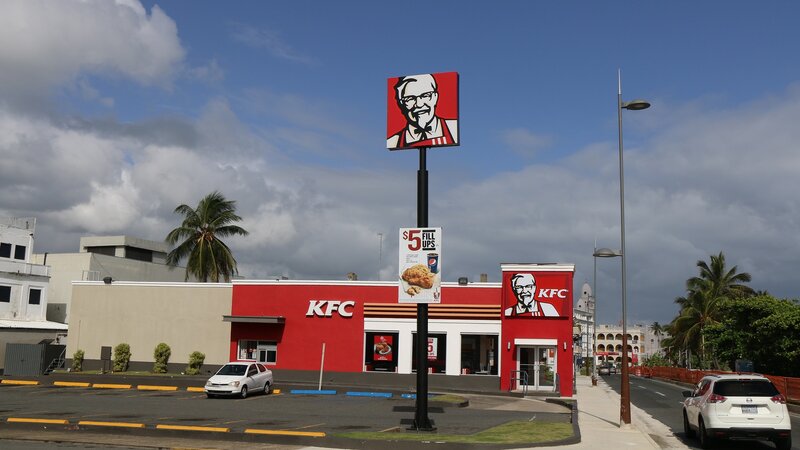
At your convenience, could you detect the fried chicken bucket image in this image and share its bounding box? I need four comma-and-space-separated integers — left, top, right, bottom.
401, 264, 435, 296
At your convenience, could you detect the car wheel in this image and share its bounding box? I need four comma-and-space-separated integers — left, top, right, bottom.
682, 410, 695, 439
240, 385, 248, 399
265, 381, 273, 395
774, 436, 791, 450
698, 417, 713, 449
206, 393, 215, 399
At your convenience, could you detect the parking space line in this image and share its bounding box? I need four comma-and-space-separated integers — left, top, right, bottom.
79, 420, 145, 428
8, 418, 68, 425
156, 424, 229, 433
92, 383, 132, 389
138, 385, 178, 391
54, 381, 91, 387
244, 429, 326, 438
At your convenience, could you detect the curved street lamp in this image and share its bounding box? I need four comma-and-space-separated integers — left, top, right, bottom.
617, 69, 650, 425
592, 247, 622, 386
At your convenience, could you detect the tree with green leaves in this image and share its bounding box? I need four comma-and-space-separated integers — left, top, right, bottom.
667, 252, 753, 369
704, 295, 800, 377
166, 191, 249, 282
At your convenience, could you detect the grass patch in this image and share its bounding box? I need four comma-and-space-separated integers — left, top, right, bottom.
338, 420, 573, 444
430, 394, 467, 404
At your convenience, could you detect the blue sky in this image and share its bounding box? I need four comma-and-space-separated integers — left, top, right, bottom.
2, 1, 800, 326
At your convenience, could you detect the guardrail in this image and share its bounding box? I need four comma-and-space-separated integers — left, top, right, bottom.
648, 366, 800, 403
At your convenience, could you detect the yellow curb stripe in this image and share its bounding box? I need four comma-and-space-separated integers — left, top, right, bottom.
244, 429, 326, 437
92, 383, 132, 389
137, 385, 178, 391
1, 380, 39, 385
8, 418, 69, 425
54, 381, 91, 387
156, 424, 229, 433
79, 420, 145, 428
187, 387, 205, 392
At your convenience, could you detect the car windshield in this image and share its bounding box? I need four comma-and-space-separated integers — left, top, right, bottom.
713, 379, 779, 397
216, 364, 246, 376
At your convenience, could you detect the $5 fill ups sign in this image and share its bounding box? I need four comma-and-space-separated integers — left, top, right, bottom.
398, 228, 442, 304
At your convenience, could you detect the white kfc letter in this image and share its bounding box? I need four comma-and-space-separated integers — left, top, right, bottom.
306, 300, 326, 317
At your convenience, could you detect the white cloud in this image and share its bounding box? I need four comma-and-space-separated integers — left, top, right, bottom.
500, 128, 553, 158
0, 0, 185, 99
229, 23, 314, 65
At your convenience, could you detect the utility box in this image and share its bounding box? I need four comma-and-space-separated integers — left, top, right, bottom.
4, 343, 66, 376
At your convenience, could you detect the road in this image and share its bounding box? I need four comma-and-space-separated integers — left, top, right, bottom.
602, 374, 799, 449
0, 382, 569, 449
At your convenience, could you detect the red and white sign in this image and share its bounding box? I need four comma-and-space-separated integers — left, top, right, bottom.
398, 228, 442, 304
305, 300, 355, 317
503, 271, 570, 318
387, 72, 459, 150
427, 337, 438, 360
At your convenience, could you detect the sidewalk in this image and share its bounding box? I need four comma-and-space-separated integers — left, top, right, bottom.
554, 375, 688, 450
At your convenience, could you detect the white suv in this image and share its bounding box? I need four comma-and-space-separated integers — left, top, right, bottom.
682, 374, 792, 449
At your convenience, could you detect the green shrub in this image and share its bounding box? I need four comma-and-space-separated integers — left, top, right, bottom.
113, 343, 131, 372
185, 351, 205, 375
72, 349, 84, 372
153, 343, 171, 373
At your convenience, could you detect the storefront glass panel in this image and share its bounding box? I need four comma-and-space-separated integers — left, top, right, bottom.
517, 346, 556, 392
460, 334, 498, 375
411, 333, 447, 374
364, 332, 398, 372
239, 340, 277, 364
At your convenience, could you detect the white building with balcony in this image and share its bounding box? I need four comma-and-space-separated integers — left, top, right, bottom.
593, 323, 646, 367
0, 218, 68, 372
573, 282, 594, 364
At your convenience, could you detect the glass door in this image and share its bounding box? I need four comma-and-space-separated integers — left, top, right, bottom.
516, 346, 557, 392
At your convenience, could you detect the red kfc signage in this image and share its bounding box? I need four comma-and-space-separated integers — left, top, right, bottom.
503, 271, 570, 318
387, 72, 459, 150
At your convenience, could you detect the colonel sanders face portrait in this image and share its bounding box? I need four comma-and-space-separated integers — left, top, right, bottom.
386, 72, 459, 150
512, 273, 536, 311
396, 74, 439, 131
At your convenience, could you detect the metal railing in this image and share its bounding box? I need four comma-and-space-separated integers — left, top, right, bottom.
44, 347, 66, 375
510, 370, 529, 396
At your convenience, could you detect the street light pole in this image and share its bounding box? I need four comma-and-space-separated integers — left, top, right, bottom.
616, 69, 650, 425
592, 247, 621, 386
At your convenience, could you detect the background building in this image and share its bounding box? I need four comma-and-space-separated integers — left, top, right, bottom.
594, 323, 645, 367
0, 218, 67, 373
573, 282, 594, 366
33, 235, 192, 323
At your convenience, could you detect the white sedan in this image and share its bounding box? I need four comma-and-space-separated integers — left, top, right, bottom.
205, 362, 273, 398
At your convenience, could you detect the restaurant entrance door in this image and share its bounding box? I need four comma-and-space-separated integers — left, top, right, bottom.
518, 346, 557, 392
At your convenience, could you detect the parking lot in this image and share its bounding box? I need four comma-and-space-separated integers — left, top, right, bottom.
0, 381, 572, 449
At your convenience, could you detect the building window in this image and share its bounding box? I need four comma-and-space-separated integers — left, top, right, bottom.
85, 246, 116, 257
237, 340, 277, 364
0, 242, 10, 258
124, 246, 153, 262
0, 285, 10, 302
29, 288, 41, 305
364, 332, 398, 372
14, 244, 26, 260
460, 334, 498, 375
412, 333, 447, 374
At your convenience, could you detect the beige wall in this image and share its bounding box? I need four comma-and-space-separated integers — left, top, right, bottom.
33, 253, 192, 323
67, 282, 232, 366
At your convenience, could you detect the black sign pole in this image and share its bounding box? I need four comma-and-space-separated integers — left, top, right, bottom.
413, 147, 435, 431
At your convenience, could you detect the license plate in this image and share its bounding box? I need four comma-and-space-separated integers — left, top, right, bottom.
741, 405, 758, 414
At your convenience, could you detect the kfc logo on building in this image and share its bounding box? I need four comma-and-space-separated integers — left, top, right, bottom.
306, 300, 355, 318
504, 273, 567, 318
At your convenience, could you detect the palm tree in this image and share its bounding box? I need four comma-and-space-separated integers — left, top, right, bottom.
166, 191, 249, 282
686, 251, 754, 300
669, 252, 753, 369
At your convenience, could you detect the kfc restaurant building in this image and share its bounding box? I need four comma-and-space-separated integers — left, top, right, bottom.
227, 263, 575, 396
